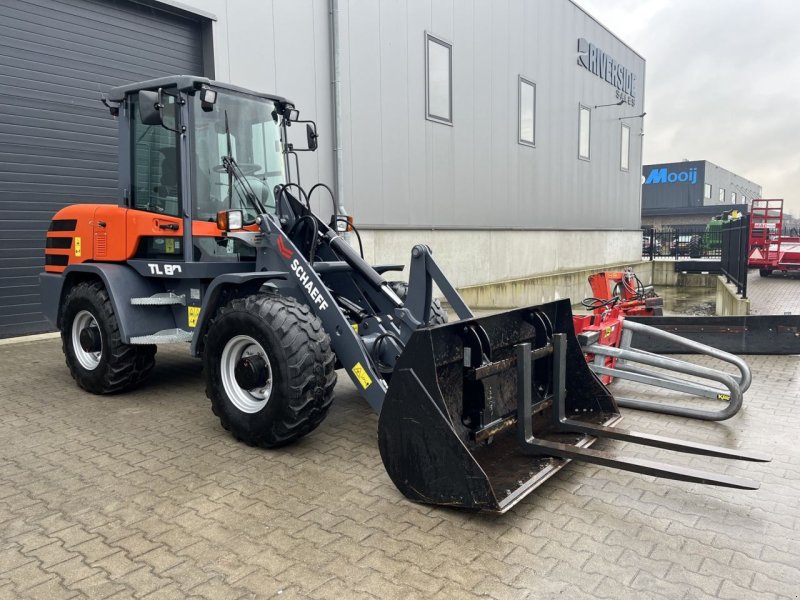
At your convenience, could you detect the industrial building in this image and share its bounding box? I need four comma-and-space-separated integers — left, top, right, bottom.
641, 160, 762, 229
0, 0, 646, 337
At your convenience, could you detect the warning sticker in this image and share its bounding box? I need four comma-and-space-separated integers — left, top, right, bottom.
750, 248, 763, 260
187, 306, 201, 328
351, 362, 372, 390
165, 238, 175, 253
74, 237, 82, 257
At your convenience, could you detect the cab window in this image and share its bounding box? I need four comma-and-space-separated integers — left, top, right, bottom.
129, 90, 181, 217
193, 90, 286, 223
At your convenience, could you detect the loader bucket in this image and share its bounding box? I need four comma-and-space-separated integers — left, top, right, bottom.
378, 300, 620, 512
378, 299, 768, 512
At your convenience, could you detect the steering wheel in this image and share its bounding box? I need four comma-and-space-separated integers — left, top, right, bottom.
212, 163, 263, 176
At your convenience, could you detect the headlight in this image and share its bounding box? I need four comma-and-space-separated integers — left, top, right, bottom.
216, 209, 244, 231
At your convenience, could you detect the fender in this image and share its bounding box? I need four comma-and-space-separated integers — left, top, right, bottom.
190, 271, 287, 356
40, 264, 177, 343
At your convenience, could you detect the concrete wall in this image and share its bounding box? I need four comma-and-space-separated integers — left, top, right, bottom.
716, 277, 750, 316
457, 258, 647, 309
359, 228, 640, 290
649, 260, 717, 288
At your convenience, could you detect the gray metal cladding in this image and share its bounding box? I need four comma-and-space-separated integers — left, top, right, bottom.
642, 160, 763, 216
337, 0, 646, 231
0, 0, 205, 336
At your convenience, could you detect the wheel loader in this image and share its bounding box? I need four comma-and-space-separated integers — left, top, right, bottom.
40, 76, 768, 512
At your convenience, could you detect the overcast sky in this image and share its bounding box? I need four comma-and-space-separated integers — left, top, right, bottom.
577, 0, 800, 217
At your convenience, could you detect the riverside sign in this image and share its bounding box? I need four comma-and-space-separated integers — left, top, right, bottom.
577, 38, 637, 107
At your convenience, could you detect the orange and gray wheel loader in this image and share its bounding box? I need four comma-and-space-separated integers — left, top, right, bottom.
40, 77, 769, 512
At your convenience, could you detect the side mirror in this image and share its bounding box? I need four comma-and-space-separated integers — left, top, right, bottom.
138, 90, 163, 126
306, 123, 318, 151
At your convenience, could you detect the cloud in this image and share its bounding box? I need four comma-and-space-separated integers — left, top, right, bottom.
578, 0, 800, 216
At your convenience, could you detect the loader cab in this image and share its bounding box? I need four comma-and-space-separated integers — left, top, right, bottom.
110, 76, 297, 265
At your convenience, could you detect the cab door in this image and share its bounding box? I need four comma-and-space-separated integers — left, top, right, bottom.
126, 88, 185, 261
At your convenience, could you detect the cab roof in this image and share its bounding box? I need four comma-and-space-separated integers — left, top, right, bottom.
107, 75, 291, 106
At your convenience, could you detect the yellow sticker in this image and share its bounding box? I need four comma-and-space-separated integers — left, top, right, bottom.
74, 236, 82, 257
165, 238, 175, 253
603, 326, 613, 338
717, 393, 731, 401
351, 362, 372, 390
187, 306, 201, 328
351, 323, 359, 333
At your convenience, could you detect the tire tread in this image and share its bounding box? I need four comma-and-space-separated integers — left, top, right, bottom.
205, 294, 336, 448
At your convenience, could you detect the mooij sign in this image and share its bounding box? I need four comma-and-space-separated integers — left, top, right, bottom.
644, 166, 698, 185
577, 38, 637, 106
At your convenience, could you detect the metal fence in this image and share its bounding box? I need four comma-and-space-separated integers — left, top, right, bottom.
720, 215, 749, 298
641, 227, 723, 261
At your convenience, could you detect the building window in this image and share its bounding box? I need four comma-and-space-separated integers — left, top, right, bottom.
578, 105, 591, 160
620, 124, 630, 171
704, 183, 712, 199
518, 77, 536, 146
731, 192, 737, 203
719, 188, 725, 202
425, 33, 452, 124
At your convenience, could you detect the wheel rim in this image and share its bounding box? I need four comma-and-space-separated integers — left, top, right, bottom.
221, 335, 273, 413
72, 310, 102, 371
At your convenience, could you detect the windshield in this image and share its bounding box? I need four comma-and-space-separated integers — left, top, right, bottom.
193, 90, 286, 222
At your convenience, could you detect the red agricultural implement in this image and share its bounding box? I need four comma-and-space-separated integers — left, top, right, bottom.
748, 199, 800, 276
573, 269, 751, 421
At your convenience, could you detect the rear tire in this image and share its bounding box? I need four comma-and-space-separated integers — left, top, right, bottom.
388, 281, 448, 325
204, 294, 336, 448
61, 281, 156, 394
759, 269, 773, 277
688, 235, 703, 258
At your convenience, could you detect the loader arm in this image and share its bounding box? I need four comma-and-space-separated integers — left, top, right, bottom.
245, 189, 481, 414
253, 211, 390, 412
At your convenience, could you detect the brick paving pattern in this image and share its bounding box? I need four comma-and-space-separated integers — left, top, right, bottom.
746, 269, 800, 315
0, 339, 798, 599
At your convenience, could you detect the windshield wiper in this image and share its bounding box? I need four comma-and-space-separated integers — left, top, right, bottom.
221, 110, 267, 215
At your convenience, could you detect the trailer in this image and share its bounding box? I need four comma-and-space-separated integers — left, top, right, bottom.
747, 199, 800, 276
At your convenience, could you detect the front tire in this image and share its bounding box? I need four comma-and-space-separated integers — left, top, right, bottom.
61, 281, 156, 394
204, 294, 336, 448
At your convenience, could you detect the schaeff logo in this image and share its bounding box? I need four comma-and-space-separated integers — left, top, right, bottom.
577, 38, 636, 100
644, 167, 698, 185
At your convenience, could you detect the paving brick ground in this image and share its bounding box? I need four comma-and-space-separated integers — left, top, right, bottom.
746, 269, 800, 315
0, 338, 798, 599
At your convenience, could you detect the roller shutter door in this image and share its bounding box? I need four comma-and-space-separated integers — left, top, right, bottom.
0, 0, 207, 337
